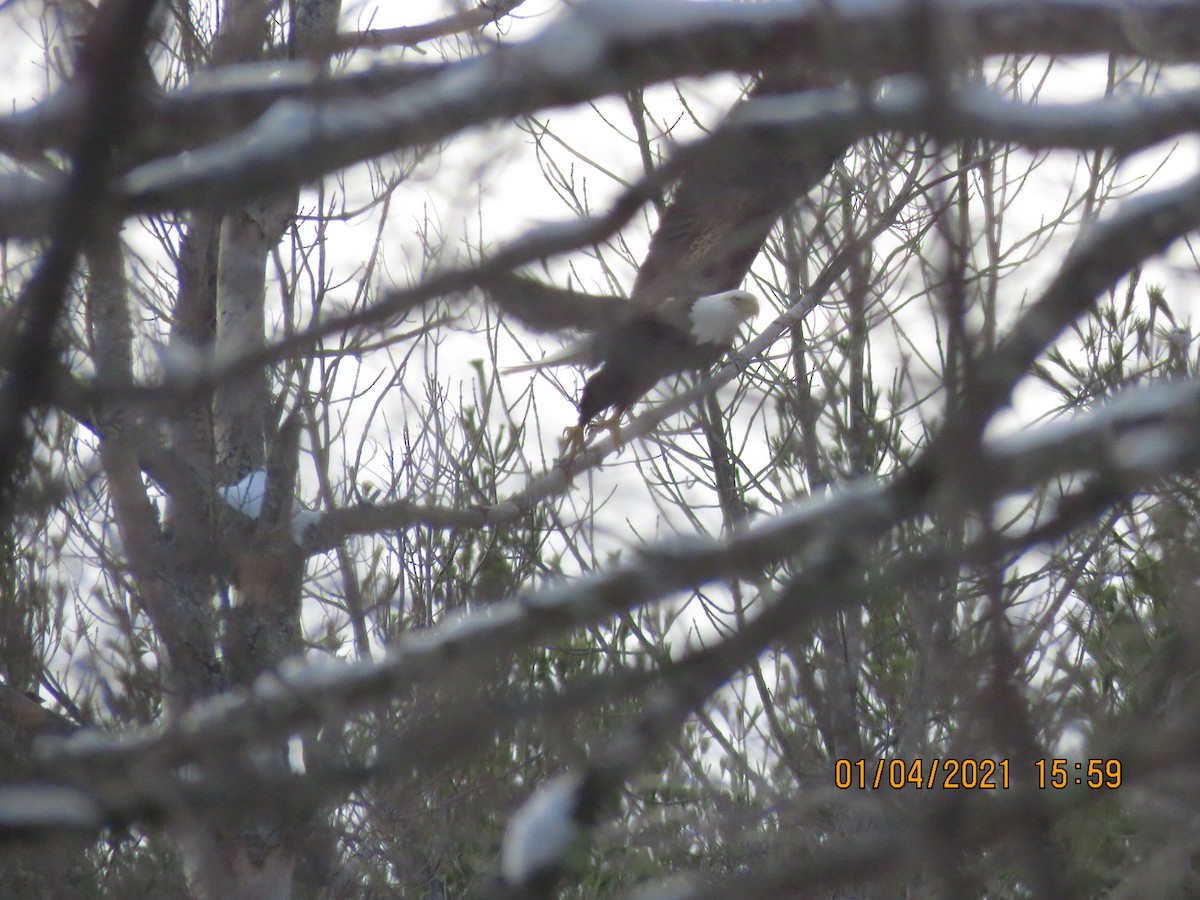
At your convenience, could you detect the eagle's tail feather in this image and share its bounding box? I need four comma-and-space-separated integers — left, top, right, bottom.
501, 338, 596, 373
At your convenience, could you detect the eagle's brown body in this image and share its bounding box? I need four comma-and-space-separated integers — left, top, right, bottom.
495, 72, 845, 456
576, 293, 755, 434
576, 312, 720, 429
506, 290, 759, 453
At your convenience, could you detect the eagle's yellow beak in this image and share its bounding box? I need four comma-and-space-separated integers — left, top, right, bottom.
731, 290, 760, 321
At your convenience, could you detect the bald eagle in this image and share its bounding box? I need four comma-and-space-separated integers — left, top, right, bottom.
491, 72, 845, 457
506, 289, 759, 454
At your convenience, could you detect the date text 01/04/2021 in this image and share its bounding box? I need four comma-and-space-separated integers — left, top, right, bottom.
833, 758, 1123, 790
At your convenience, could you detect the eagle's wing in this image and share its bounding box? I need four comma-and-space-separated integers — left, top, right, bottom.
482, 271, 627, 334
501, 333, 603, 374
503, 303, 690, 374
501, 72, 848, 387
632, 72, 846, 305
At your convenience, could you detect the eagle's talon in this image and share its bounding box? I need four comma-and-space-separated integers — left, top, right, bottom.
559, 425, 588, 459
589, 415, 623, 449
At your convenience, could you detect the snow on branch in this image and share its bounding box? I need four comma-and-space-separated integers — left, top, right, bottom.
924, 169, 1200, 461
4, 0, 1195, 239
6, 76, 1200, 245
76, 67, 1200, 424
63, 0, 1200, 216
296, 163, 1200, 549
18, 376, 1200, 837
734, 80, 1200, 157
73, 132, 689, 403
57, 106, 1200, 559
0, 63, 396, 159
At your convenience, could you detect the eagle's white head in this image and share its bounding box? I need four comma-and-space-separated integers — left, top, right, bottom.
687, 289, 760, 345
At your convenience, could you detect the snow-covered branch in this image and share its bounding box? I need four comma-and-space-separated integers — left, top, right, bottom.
736, 80, 1200, 157
2, 0, 1198, 236
919, 168, 1200, 473
101, 0, 1200, 212
291, 161, 1200, 549
16, 377, 1200, 837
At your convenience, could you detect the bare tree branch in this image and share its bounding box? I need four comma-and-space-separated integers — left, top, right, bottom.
330, 0, 527, 54
96, 0, 1200, 213
30, 378, 1200, 801
0, 0, 160, 503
